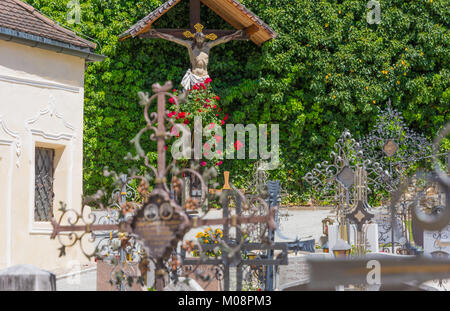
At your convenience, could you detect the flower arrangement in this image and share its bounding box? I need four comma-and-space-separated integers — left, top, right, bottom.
193, 227, 223, 257
166, 79, 227, 168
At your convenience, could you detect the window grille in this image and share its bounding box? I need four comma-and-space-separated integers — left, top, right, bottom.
34, 147, 55, 221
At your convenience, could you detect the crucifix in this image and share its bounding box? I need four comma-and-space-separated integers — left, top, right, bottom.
148, 23, 244, 91
144, 0, 248, 91
124, 0, 274, 91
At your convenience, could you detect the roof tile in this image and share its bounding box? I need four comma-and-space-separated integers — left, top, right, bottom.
0, 0, 96, 50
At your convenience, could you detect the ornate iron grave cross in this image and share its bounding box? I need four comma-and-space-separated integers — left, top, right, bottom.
50, 81, 277, 291
180, 180, 288, 291
303, 130, 384, 244
307, 167, 450, 290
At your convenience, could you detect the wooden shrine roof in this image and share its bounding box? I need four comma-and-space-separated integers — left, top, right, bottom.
119, 0, 277, 46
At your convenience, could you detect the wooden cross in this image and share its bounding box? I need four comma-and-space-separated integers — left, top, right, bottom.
139, 0, 252, 41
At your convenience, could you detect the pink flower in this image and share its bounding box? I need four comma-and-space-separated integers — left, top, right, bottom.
203, 143, 210, 150
221, 120, 225, 125
235, 140, 243, 151
201, 161, 206, 166
215, 135, 222, 143
215, 160, 223, 166
213, 105, 217, 109
206, 99, 210, 103
209, 123, 215, 129
217, 150, 222, 155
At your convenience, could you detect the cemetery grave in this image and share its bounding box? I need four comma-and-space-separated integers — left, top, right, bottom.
0, 0, 448, 294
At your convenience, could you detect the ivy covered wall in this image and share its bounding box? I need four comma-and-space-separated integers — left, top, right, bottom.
24, 0, 449, 202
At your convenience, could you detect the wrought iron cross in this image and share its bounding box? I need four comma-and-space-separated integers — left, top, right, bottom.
50, 81, 278, 291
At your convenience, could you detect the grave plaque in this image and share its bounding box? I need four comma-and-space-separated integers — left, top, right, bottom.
336, 166, 355, 189
132, 201, 188, 261
383, 139, 399, 157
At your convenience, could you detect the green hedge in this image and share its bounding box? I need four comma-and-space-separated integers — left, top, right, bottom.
25, 0, 449, 202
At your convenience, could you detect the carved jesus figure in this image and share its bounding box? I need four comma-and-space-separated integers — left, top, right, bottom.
148, 27, 245, 91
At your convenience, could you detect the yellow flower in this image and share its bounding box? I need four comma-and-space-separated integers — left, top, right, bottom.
338, 10, 341, 14
325, 23, 328, 28
366, 86, 369, 91
404, 72, 407, 76
396, 80, 400, 85
333, 95, 336, 99
373, 100, 376, 104
405, 47, 408, 51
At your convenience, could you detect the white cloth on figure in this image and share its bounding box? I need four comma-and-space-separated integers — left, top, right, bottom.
181, 69, 209, 91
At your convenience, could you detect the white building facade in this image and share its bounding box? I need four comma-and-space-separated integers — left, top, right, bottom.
0, 0, 103, 270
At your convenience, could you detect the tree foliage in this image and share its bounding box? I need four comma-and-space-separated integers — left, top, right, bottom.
24, 0, 449, 201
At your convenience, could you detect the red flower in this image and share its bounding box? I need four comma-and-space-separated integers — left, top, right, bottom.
224, 114, 229, 121
193, 84, 199, 90
213, 105, 217, 109
173, 89, 177, 92
205, 77, 212, 84
178, 112, 186, 119
216, 96, 220, 100
200, 83, 206, 90
199, 109, 202, 112
201, 161, 206, 166
164, 146, 168, 150
206, 99, 210, 103
169, 97, 175, 104
235, 140, 243, 151
183, 119, 189, 124
221, 120, 225, 125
